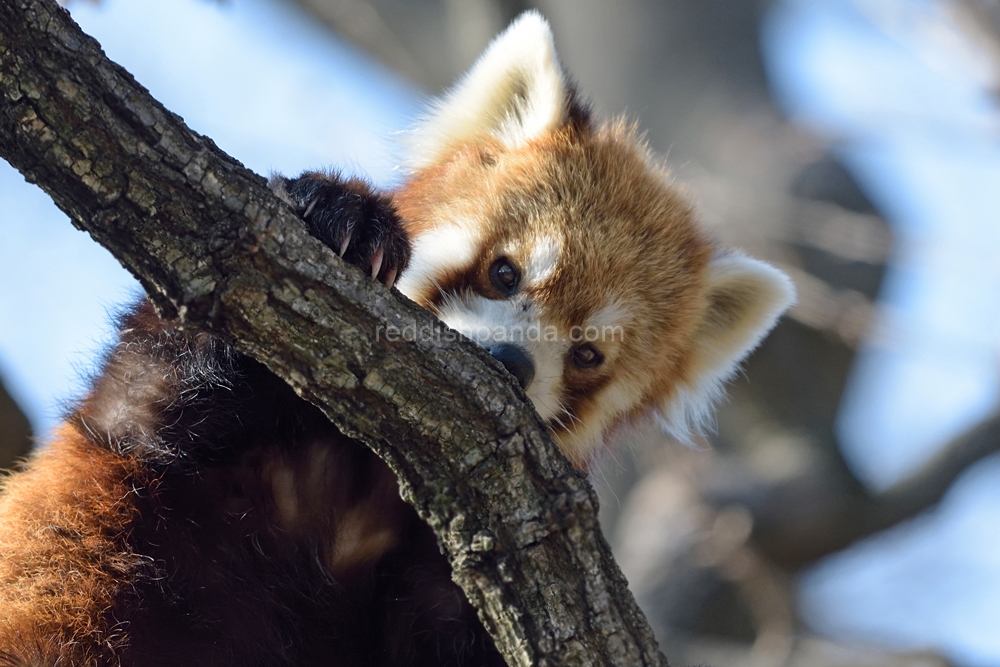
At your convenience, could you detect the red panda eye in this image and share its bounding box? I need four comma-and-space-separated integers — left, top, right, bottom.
489, 258, 519, 294
572, 344, 603, 369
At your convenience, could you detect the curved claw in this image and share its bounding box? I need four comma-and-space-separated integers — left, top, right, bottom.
302, 196, 319, 220
338, 230, 353, 257
370, 246, 385, 280
383, 266, 398, 289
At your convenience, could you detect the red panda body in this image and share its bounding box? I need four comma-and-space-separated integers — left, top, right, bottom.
0, 303, 485, 667
0, 12, 792, 666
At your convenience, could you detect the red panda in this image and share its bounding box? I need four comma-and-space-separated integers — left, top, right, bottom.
391, 12, 793, 468
0, 11, 792, 667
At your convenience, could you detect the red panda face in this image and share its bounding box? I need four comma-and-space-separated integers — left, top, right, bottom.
395, 12, 794, 467
396, 124, 715, 465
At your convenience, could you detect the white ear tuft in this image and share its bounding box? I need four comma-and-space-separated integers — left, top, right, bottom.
406, 11, 568, 170
692, 255, 795, 380
659, 254, 795, 443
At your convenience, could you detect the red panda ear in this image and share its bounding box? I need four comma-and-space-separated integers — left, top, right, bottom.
405, 11, 570, 170
659, 254, 795, 442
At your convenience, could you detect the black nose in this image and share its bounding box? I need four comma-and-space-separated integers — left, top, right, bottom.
489, 343, 535, 389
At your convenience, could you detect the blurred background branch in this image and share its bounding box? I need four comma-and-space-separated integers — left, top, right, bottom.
0, 377, 31, 470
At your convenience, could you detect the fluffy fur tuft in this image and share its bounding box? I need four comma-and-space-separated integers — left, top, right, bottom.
657, 254, 796, 444
405, 10, 573, 171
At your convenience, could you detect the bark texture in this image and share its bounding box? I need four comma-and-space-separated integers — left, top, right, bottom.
0, 0, 668, 665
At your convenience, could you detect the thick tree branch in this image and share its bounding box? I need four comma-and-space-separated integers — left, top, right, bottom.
0, 0, 668, 665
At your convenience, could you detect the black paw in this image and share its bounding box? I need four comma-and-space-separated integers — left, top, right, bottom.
270, 171, 410, 287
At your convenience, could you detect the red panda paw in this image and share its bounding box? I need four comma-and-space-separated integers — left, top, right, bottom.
270, 171, 410, 287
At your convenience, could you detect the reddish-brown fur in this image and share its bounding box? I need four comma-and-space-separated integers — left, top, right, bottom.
396, 119, 716, 465
0, 425, 145, 665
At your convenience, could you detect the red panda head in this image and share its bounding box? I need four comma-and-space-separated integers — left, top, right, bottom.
394, 12, 795, 468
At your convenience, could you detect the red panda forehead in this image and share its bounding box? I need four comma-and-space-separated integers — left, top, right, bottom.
395, 120, 714, 333
491, 127, 714, 334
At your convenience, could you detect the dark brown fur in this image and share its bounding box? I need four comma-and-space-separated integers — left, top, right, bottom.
0, 193, 500, 666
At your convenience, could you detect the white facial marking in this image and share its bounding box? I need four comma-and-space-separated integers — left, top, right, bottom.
435, 292, 567, 423
396, 224, 480, 302
558, 380, 644, 461
586, 299, 633, 331
547, 298, 640, 458
523, 235, 561, 286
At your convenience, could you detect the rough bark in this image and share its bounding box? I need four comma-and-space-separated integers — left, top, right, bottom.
0, 0, 668, 665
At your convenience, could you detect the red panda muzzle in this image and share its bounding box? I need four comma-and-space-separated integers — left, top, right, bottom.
488, 342, 536, 389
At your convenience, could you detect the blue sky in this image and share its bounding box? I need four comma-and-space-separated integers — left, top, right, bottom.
0, 0, 418, 435
765, 0, 1000, 491
763, 0, 1000, 663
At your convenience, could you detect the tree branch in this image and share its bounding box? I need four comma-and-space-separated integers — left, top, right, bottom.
0, 0, 667, 665
715, 409, 1000, 570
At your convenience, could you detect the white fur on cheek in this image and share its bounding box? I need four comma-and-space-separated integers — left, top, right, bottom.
548, 299, 638, 460
556, 379, 644, 463
396, 224, 481, 304
435, 293, 567, 424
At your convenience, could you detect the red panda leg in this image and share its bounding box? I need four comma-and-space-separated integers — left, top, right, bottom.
0, 424, 146, 666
